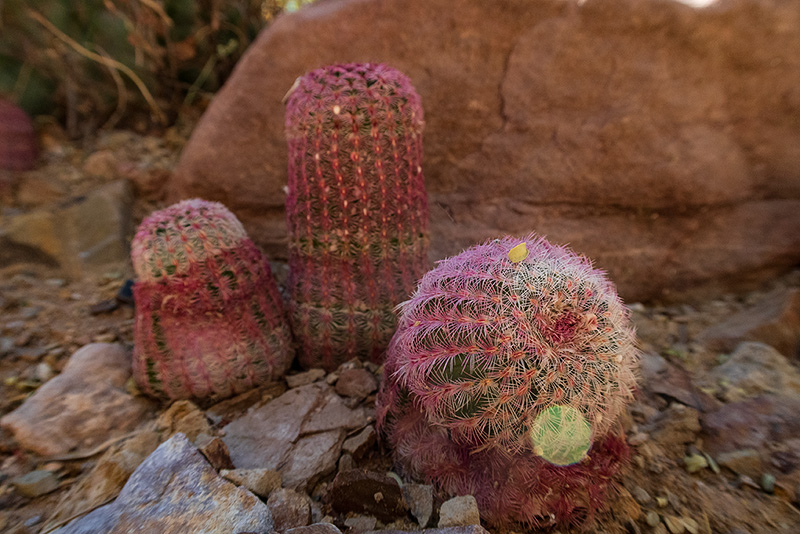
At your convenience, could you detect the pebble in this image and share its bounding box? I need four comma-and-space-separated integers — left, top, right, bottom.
438, 495, 481, 528
402, 483, 434, 528
11, 470, 60, 497
338, 453, 354, 473
663, 515, 685, 534
631, 485, 652, 504
760, 473, 776, 493
342, 426, 376, 459
646, 511, 661, 527
221, 468, 281, 498
683, 454, 708, 473
0, 337, 13, 356
656, 496, 669, 508
286, 369, 326, 388
343, 515, 377, 533
334, 368, 378, 401
286, 524, 342, 534
328, 469, 408, 522
24, 515, 42, 527
683, 517, 700, 534
34, 362, 54, 383
267, 488, 312, 532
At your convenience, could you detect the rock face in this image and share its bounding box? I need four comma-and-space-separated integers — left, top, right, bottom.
222, 383, 368, 490
0, 343, 153, 456
52, 433, 274, 534
169, 0, 800, 302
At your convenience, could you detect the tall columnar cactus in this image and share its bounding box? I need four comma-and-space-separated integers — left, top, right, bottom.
377, 234, 639, 528
284, 63, 429, 371
131, 199, 294, 400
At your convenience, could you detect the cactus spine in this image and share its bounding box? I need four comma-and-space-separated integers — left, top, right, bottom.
131, 199, 294, 400
284, 63, 429, 371
377, 235, 639, 527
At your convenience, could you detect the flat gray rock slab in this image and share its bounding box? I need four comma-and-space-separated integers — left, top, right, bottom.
223, 383, 367, 490
0, 343, 153, 456
53, 433, 273, 534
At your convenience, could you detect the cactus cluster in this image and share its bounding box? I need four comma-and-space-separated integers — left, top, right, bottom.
284, 62, 429, 371
377, 235, 639, 528
131, 199, 294, 400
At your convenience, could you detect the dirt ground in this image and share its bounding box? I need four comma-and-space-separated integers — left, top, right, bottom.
1, 126, 799, 534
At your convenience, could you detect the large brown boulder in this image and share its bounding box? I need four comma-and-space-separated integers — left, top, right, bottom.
170, 0, 800, 302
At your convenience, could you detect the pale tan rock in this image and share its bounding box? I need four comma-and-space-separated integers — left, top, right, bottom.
0, 343, 154, 456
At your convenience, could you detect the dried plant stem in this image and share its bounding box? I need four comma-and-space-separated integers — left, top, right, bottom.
96, 46, 129, 130
27, 8, 167, 124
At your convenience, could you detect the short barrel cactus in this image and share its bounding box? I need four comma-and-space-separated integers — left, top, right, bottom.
131, 199, 294, 400
377, 234, 639, 528
284, 62, 429, 371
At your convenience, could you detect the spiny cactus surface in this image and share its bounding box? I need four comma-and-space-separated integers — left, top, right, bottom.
377, 234, 639, 527
132, 199, 293, 400
285, 62, 429, 370
384, 400, 629, 529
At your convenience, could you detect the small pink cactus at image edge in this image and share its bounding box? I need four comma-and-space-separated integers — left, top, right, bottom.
131, 199, 294, 401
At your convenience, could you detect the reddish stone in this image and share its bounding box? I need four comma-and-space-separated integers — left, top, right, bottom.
170, 0, 800, 302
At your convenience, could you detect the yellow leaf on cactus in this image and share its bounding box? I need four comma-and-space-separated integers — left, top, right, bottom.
508, 242, 528, 263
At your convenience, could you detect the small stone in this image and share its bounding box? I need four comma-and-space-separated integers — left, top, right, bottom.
157, 400, 212, 443
83, 149, 118, 178
343, 515, 377, 533
325, 372, 339, 385
683, 454, 708, 473
716, 449, 763, 479
663, 515, 685, 534
34, 362, 54, 383
286, 369, 326, 388
89, 299, 119, 315
403, 483, 434, 528
0, 337, 14, 356
329, 470, 408, 522
683, 517, 700, 534
438, 495, 481, 528
629, 432, 650, 446
12, 470, 60, 497
286, 524, 342, 534
20, 306, 42, 319
656, 496, 669, 508
631, 485, 652, 505
334, 368, 378, 401
24, 515, 42, 527
342, 426, 376, 459
268, 488, 311, 532
646, 511, 661, 527
338, 453, 354, 473
761, 473, 776, 494
196, 436, 235, 471
221, 468, 282, 498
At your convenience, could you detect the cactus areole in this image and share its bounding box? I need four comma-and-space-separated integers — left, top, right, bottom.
377, 235, 639, 527
131, 199, 294, 401
284, 63, 429, 370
